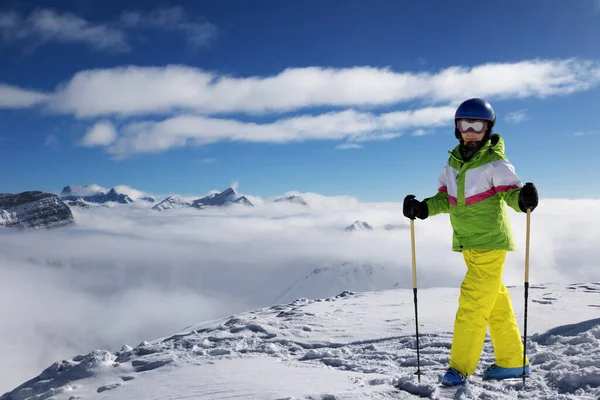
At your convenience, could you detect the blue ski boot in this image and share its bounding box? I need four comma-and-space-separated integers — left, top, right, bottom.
482, 363, 530, 380
441, 368, 467, 386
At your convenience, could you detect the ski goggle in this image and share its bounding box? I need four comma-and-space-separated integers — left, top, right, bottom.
457, 119, 487, 133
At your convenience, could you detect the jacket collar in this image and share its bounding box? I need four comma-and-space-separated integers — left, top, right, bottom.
449, 133, 503, 163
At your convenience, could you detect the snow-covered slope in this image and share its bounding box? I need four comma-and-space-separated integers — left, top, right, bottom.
2, 283, 598, 400
274, 261, 399, 304
0, 191, 74, 229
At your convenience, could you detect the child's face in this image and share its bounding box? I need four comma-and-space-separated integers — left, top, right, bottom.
456, 119, 488, 142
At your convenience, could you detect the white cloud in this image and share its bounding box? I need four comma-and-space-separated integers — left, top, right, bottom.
0, 83, 49, 108
0, 195, 598, 392
111, 185, 154, 201
102, 107, 453, 156
3, 58, 600, 156
44, 134, 59, 147
81, 121, 117, 147
200, 158, 216, 163
572, 131, 598, 136
0, 9, 129, 52
336, 143, 362, 149
411, 129, 435, 136
506, 109, 528, 123
45, 59, 600, 118
0, 7, 218, 54
0, 255, 239, 393
121, 6, 219, 48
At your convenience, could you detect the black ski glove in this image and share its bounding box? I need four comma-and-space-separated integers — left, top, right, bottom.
403, 195, 429, 220
518, 182, 538, 212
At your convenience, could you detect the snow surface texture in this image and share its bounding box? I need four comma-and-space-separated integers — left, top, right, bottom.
2, 283, 599, 400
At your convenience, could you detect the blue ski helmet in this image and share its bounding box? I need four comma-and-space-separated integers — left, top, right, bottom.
454, 98, 495, 139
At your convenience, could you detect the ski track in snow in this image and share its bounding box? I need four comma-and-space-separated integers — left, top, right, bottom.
2, 284, 599, 400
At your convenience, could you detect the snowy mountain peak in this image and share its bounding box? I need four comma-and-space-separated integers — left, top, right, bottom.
344, 220, 373, 231
192, 188, 254, 208
60, 184, 106, 198
273, 195, 308, 206
151, 195, 192, 211
221, 187, 236, 197
233, 196, 253, 206
105, 189, 134, 204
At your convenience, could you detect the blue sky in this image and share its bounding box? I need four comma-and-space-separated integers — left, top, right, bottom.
1, 0, 600, 201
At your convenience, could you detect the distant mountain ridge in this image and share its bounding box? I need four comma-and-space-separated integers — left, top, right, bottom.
60, 185, 133, 204
56, 184, 323, 212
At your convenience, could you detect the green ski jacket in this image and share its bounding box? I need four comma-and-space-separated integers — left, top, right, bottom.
425, 134, 524, 252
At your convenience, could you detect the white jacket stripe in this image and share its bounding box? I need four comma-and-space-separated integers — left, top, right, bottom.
438, 159, 522, 206
464, 159, 522, 205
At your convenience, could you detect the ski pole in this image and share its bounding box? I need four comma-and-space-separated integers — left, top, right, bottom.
522, 208, 531, 386
410, 217, 422, 381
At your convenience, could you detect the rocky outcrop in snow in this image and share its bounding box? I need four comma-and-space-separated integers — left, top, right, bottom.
65, 199, 93, 209
0, 191, 74, 229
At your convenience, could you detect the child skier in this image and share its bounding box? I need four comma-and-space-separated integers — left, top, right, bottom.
402, 98, 538, 386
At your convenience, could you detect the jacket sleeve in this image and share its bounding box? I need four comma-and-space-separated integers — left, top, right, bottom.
424, 162, 450, 216
492, 159, 523, 212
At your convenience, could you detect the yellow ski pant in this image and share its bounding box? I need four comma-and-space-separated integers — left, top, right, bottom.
449, 249, 528, 376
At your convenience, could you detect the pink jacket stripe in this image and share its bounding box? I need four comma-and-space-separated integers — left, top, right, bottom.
465, 184, 519, 206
